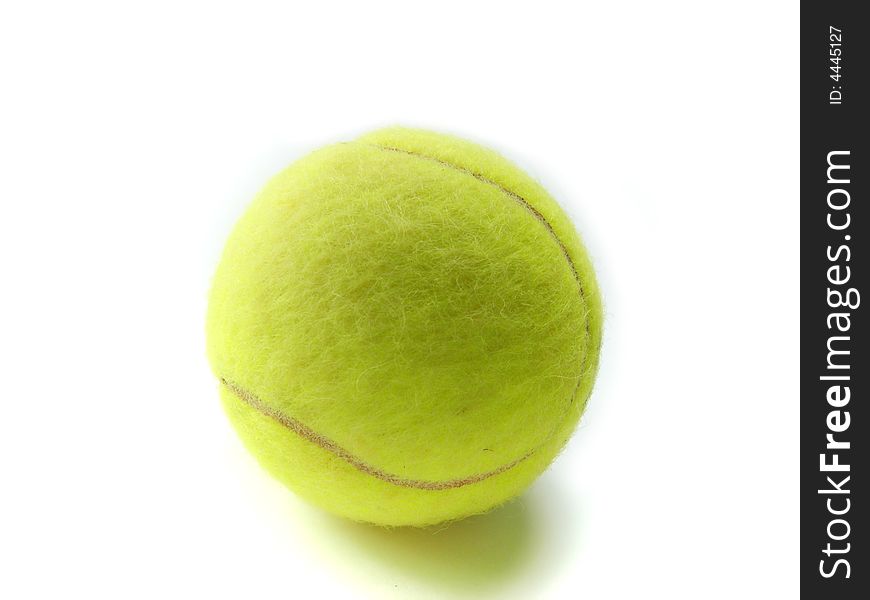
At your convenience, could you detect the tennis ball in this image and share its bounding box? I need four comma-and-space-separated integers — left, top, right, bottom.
207, 127, 602, 527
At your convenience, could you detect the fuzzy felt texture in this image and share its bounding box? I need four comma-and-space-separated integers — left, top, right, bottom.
207, 127, 603, 526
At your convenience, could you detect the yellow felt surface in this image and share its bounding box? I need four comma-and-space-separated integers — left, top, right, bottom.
207, 127, 602, 526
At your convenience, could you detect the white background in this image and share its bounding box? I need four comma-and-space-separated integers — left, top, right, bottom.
0, 1, 799, 598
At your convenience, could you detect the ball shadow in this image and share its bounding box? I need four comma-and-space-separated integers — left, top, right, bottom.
319, 495, 540, 596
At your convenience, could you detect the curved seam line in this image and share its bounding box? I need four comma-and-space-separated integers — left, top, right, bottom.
222, 378, 534, 490
368, 144, 591, 351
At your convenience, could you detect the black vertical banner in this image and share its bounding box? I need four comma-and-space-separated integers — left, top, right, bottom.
802, 3, 867, 597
